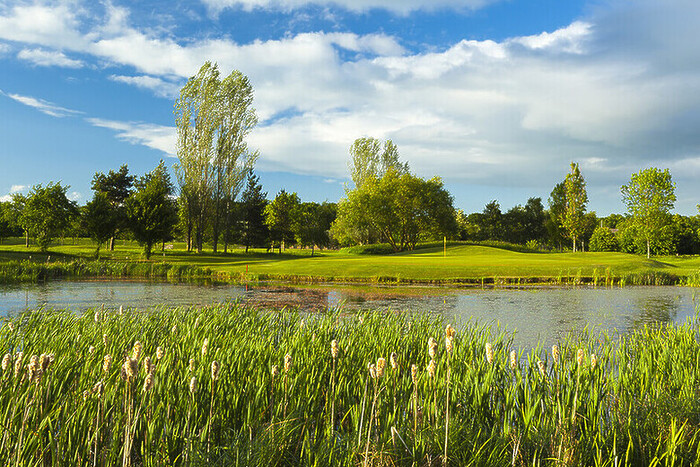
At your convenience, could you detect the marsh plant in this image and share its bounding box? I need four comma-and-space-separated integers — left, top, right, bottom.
1, 303, 700, 465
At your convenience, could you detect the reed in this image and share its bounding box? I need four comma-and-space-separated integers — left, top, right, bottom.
0, 303, 699, 465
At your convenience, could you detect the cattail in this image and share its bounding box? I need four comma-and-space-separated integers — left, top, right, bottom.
300, 319, 305, 329
271, 364, 280, 377
40, 353, 51, 373
577, 348, 585, 367
211, 361, 220, 381
552, 345, 560, 365
2, 353, 11, 371
156, 346, 164, 360
143, 373, 154, 392
89, 346, 95, 355
445, 336, 454, 354
189, 358, 195, 372
428, 337, 438, 359
94, 311, 100, 322
103, 354, 113, 373
194, 317, 201, 328
284, 353, 292, 373
132, 341, 142, 361
118, 305, 123, 315
143, 357, 152, 376
369, 363, 377, 379
189, 376, 197, 394
7, 321, 14, 332
590, 354, 597, 370
171, 325, 177, 334
509, 350, 517, 370
427, 359, 436, 378
103, 333, 108, 346
376, 357, 387, 378
330, 339, 339, 359
201, 338, 209, 357
411, 364, 418, 383
94, 381, 104, 398
445, 324, 456, 339
123, 356, 137, 382
485, 342, 494, 365
27, 355, 41, 383
390, 352, 398, 370
14, 352, 23, 378
538, 360, 546, 376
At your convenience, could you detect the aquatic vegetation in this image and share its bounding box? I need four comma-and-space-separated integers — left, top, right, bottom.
1, 303, 700, 465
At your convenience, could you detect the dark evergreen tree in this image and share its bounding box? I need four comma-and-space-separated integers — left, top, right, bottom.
240, 172, 269, 252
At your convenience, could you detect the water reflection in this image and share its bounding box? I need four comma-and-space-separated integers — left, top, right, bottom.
0, 281, 697, 349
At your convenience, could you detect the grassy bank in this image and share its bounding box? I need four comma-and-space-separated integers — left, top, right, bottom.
1, 239, 700, 285
2, 304, 700, 465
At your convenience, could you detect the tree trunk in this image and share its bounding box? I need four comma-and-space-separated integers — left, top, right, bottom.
311, 244, 314, 257
25, 231, 29, 247
109, 236, 115, 251
572, 237, 576, 253
647, 239, 650, 259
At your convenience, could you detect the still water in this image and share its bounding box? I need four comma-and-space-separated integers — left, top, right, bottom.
0, 280, 697, 349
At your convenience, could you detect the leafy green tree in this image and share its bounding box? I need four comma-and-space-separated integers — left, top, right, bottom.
174, 61, 258, 253
0, 202, 21, 244
349, 137, 408, 189
563, 162, 588, 252
480, 200, 503, 241
547, 181, 567, 250
294, 202, 337, 256
17, 183, 78, 251
670, 214, 700, 255
264, 190, 300, 253
125, 161, 178, 259
239, 171, 269, 253
589, 226, 618, 252
621, 167, 676, 258
91, 165, 134, 251
82, 192, 118, 258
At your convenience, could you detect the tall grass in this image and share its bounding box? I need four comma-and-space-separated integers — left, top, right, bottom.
1, 303, 700, 465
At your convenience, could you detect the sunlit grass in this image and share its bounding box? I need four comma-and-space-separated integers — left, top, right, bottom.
2, 303, 700, 465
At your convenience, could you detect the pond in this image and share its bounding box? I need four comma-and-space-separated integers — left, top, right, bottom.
0, 280, 697, 349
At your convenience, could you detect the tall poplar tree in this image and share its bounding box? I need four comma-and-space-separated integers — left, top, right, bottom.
562, 162, 588, 252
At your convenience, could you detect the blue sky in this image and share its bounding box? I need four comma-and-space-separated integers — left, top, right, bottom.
1, 0, 700, 215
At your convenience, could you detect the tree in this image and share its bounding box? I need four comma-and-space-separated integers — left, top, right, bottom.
589, 226, 618, 252
264, 190, 300, 253
125, 161, 178, 259
562, 162, 588, 252
294, 202, 337, 256
17, 183, 78, 251
239, 171, 269, 253
481, 200, 503, 241
349, 137, 408, 189
174, 61, 258, 253
91, 165, 134, 251
547, 181, 567, 250
621, 167, 676, 258
82, 192, 118, 258
0, 202, 22, 244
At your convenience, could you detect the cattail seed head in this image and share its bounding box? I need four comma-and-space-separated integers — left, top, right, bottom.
14, 352, 23, 378
171, 325, 177, 334
40, 354, 50, 373
445, 336, 454, 354
552, 345, 560, 365
369, 363, 377, 379
143, 373, 154, 392
123, 356, 137, 382
189, 376, 197, 394
201, 338, 209, 357
211, 361, 220, 381
376, 357, 387, 378
271, 364, 280, 377
189, 358, 195, 372
577, 348, 585, 367
390, 352, 398, 370
156, 346, 164, 360
194, 317, 201, 328
538, 360, 546, 376
428, 337, 438, 359
27, 355, 41, 383
89, 346, 95, 355
590, 353, 597, 370
330, 339, 339, 359
411, 364, 418, 384
143, 357, 152, 376
132, 341, 142, 361
119, 305, 123, 315
94, 381, 104, 398
284, 353, 292, 372
103, 354, 112, 373
427, 359, 436, 378
300, 319, 305, 329
7, 321, 14, 332
509, 350, 517, 370
103, 333, 108, 346
94, 311, 100, 323
485, 342, 494, 365
2, 353, 11, 371
445, 324, 456, 339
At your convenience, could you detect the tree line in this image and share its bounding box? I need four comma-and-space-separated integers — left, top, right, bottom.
1, 62, 698, 258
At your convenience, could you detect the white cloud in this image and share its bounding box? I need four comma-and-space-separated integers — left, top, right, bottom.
4, 92, 82, 117
201, 0, 499, 14
9, 185, 26, 193
86, 118, 177, 155
511, 21, 592, 54
109, 74, 183, 98
17, 48, 83, 67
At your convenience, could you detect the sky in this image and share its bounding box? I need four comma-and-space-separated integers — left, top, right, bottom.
1, 0, 700, 216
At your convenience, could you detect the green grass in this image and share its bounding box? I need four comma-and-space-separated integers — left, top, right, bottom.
2, 303, 700, 465
1, 238, 700, 285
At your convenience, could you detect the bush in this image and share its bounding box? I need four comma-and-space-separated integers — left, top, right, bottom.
589, 226, 618, 252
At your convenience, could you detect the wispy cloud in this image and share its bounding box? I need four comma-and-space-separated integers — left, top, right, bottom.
86, 118, 177, 155
9, 185, 26, 193
17, 48, 83, 68
3, 92, 83, 118
109, 74, 183, 98
200, 0, 501, 14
